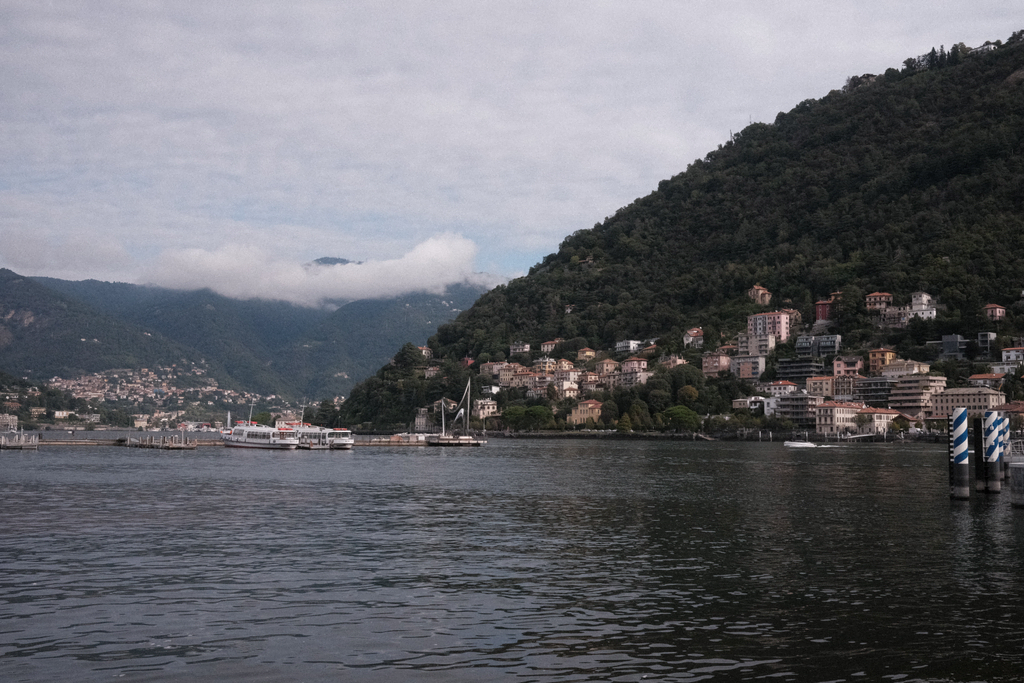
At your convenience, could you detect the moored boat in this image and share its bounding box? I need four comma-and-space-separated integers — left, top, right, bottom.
327, 427, 354, 450
222, 422, 300, 449
286, 422, 331, 450
426, 379, 486, 447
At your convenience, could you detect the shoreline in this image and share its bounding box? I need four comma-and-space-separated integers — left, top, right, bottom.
4, 430, 951, 447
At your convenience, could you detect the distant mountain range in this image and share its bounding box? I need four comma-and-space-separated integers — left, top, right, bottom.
0, 267, 488, 398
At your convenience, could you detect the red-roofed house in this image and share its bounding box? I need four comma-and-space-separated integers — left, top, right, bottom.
866, 292, 893, 310
968, 373, 1005, 390
569, 399, 605, 426
684, 328, 704, 348
767, 380, 798, 397
815, 401, 865, 435
983, 304, 1006, 321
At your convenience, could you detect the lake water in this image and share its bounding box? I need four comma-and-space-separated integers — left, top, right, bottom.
1, 440, 1022, 682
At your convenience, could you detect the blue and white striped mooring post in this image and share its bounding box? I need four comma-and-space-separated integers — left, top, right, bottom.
1000, 416, 1010, 480
949, 408, 970, 499
984, 410, 1001, 493
974, 417, 986, 492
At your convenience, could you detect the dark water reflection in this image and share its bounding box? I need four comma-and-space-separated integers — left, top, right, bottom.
1, 440, 1022, 681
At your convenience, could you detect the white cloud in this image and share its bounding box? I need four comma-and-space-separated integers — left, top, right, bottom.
144, 233, 496, 307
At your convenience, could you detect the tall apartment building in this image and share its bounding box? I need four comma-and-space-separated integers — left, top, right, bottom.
777, 358, 824, 388
887, 375, 947, 420
747, 311, 792, 343
737, 333, 775, 357
776, 392, 823, 429
730, 355, 766, 381
855, 376, 898, 408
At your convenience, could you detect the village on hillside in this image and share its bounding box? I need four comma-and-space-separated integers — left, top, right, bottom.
0, 364, 299, 432
438, 285, 1024, 436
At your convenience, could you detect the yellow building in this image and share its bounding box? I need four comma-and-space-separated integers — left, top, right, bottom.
868, 348, 898, 375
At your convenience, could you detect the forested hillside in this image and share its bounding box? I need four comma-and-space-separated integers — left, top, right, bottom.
0, 270, 485, 399
431, 35, 1024, 358
335, 33, 1024, 429
0, 269, 207, 379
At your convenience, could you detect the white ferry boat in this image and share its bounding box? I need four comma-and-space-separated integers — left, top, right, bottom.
286, 422, 331, 450
222, 422, 300, 450
327, 428, 355, 450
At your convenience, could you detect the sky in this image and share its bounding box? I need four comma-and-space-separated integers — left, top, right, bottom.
1, 2, 1019, 307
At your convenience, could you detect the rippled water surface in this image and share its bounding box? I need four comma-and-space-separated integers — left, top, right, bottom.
2, 440, 1023, 681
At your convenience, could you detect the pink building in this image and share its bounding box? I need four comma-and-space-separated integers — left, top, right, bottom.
983, 304, 1006, 321
747, 311, 792, 342
702, 352, 731, 377
621, 357, 648, 373
833, 356, 864, 376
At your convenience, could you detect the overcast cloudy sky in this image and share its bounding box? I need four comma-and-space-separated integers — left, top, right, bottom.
0, 2, 1018, 306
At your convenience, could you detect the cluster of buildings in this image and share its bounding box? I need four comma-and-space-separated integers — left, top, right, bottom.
458, 336, 703, 426
1, 364, 297, 429
44, 365, 278, 411
694, 287, 1024, 435
453, 285, 1021, 434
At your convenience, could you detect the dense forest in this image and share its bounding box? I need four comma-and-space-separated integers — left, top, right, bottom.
336, 32, 1024, 429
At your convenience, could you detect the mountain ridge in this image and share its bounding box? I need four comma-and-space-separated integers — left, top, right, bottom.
1, 270, 487, 399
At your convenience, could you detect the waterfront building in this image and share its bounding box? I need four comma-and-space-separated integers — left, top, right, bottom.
1003, 347, 1024, 363
472, 399, 499, 420
967, 373, 1005, 390
766, 380, 798, 397
815, 401, 864, 436
856, 407, 904, 435
796, 335, 842, 358
568, 399, 604, 426
887, 374, 947, 420
776, 391, 823, 429
498, 363, 525, 387
478, 361, 509, 379
532, 357, 557, 374
930, 387, 1007, 419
